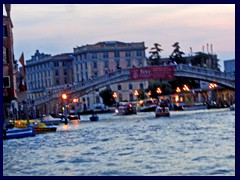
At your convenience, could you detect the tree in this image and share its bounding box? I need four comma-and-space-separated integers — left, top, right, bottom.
146, 80, 172, 98
170, 42, 186, 64
148, 43, 163, 65
191, 52, 221, 70
99, 87, 116, 106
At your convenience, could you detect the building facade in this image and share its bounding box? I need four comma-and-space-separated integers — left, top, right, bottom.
3, 4, 21, 121
26, 50, 74, 100
73, 41, 148, 109
224, 59, 235, 75
3, 4, 18, 103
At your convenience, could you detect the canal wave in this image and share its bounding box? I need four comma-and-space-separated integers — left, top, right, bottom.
3, 108, 235, 176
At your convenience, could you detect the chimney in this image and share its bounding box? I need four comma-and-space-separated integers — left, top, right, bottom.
210, 44, 213, 54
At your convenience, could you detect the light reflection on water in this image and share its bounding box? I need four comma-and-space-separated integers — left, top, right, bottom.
3, 108, 235, 176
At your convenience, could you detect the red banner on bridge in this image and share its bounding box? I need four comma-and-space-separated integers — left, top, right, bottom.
130, 66, 175, 80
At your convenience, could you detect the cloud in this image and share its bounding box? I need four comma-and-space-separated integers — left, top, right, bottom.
10, 4, 235, 66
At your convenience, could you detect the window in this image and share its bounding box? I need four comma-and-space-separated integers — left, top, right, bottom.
136, 50, 142, 57
64, 77, 68, 84
118, 93, 123, 102
129, 93, 134, 101
3, 25, 7, 37
55, 69, 59, 76
64, 69, 68, 75
114, 51, 120, 58
104, 61, 109, 68
96, 96, 100, 104
129, 83, 133, 90
5, 48, 9, 63
3, 47, 6, 62
126, 59, 131, 67
115, 60, 120, 67
103, 52, 109, 58
92, 53, 97, 59
62, 61, 67, 67
54, 62, 59, 67
140, 83, 144, 89
93, 62, 97, 69
3, 76, 10, 88
94, 72, 98, 77
79, 63, 82, 70
125, 51, 131, 57
56, 79, 59, 85
118, 84, 122, 90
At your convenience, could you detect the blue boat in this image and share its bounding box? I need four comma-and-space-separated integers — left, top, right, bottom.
3, 127, 35, 140
89, 113, 99, 121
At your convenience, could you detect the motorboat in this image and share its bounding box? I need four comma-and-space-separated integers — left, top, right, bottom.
3, 126, 35, 140
89, 113, 99, 121
33, 123, 57, 134
137, 99, 158, 112
14, 120, 57, 134
155, 106, 170, 118
229, 104, 235, 111
67, 111, 80, 120
41, 115, 62, 125
115, 103, 137, 115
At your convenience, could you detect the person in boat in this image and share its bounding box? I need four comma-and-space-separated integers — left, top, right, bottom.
160, 98, 168, 112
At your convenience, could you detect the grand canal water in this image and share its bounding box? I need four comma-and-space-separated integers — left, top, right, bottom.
3, 108, 235, 176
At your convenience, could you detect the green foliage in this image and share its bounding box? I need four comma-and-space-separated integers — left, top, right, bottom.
99, 87, 116, 106
148, 43, 163, 65
146, 80, 172, 98
170, 42, 186, 64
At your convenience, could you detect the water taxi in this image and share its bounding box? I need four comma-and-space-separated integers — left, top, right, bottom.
14, 120, 57, 134
155, 106, 170, 118
3, 126, 35, 140
115, 103, 137, 115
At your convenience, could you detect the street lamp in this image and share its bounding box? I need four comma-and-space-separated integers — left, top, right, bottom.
183, 84, 190, 91
113, 92, 118, 98
61, 93, 68, 124
134, 90, 139, 97
73, 98, 78, 115
156, 87, 162, 94
176, 87, 181, 93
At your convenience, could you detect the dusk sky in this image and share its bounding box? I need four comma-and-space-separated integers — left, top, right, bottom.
4, 4, 235, 70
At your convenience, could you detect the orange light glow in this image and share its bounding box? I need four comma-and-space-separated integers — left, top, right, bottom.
62, 93, 67, 100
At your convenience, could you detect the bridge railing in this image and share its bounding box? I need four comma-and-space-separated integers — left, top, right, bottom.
176, 64, 235, 80
34, 69, 130, 106
33, 65, 235, 106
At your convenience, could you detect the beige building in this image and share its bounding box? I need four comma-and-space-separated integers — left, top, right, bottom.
73, 41, 148, 109
26, 50, 74, 100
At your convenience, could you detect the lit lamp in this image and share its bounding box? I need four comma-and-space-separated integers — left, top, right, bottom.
209, 83, 218, 102
113, 92, 118, 98
156, 87, 162, 94
73, 98, 78, 115
134, 90, 139, 97
61, 93, 68, 124
176, 87, 181, 93
183, 84, 190, 91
